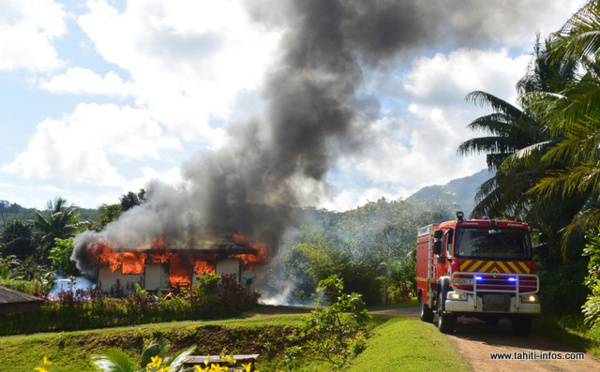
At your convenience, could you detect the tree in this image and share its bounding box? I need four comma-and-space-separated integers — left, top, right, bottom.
120, 189, 146, 212
35, 197, 83, 260
284, 275, 370, 369
524, 1, 600, 247
98, 203, 122, 226
48, 237, 79, 276
0, 219, 36, 260
459, 36, 578, 223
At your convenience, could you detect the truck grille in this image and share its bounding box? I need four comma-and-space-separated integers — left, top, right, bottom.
451, 272, 539, 295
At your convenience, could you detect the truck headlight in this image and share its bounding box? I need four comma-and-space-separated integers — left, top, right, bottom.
521, 295, 538, 303
448, 291, 467, 301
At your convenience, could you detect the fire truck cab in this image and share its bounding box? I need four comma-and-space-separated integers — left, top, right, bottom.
416, 211, 540, 336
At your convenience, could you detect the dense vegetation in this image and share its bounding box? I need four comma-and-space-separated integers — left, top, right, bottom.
458, 0, 600, 325
0, 274, 258, 336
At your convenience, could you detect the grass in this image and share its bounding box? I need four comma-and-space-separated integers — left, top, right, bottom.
535, 313, 600, 358
346, 315, 471, 372
0, 311, 469, 372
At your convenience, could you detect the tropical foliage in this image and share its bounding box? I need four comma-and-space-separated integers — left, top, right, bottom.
0, 274, 259, 336
284, 275, 370, 369
93, 338, 195, 372
459, 0, 600, 323
282, 198, 453, 305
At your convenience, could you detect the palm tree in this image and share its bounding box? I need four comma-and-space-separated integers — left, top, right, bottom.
524, 0, 600, 246
459, 36, 577, 224
458, 90, 545, 219
35, 197, 81, 246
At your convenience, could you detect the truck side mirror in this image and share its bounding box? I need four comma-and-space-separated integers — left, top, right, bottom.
434, 229, 443, 240
433, 240, 442, 255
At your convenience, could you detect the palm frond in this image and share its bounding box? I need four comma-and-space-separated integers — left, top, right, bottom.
92, 350, 137, 372
465, 91, 524, 118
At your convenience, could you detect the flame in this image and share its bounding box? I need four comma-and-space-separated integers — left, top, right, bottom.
192, 259, 215, 274
121, 251, 146, 274
169, 254, 191, 288
233, 233, 270, 270
93, 242, 146, 274
93, 234, 268, 289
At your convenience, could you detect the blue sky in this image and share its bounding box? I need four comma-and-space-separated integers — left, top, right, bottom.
0, 0, 586, 211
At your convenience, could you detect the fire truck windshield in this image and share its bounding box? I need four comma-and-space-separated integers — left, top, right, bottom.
454, 227, 532, 260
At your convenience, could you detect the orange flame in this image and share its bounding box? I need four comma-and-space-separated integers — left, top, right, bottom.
93, 234, 268, 289
92, 242, 146, 274
169, 254, 191, 288
192, 259, 215, 274
233, 233, 270, 270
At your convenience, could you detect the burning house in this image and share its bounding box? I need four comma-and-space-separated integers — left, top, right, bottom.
81, 233, 268, 296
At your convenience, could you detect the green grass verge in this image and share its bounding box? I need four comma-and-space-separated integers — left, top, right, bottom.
0, 313, 469, 372
346, 315, 471, 372
535, 313, 600, 358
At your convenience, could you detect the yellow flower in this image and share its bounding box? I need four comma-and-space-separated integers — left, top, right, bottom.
147, 356, 163, 368
194, 366, 208, 372
34, 356, 52, 372
242, 362, 253, 372
156, 367, 174, 372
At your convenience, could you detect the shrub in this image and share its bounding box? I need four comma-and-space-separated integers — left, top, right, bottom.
583, 231, 600, 327
284, 275, 370, 369
0, 274, 259, 336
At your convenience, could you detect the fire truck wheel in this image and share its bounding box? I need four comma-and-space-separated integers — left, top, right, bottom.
437, 289, 455, 334
511, 316, 532, 337
420, 296, 434, 322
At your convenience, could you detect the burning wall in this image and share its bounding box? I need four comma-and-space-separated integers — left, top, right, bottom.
84, 234, 268, 295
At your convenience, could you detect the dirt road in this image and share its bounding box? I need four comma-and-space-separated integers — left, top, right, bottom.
372, 306, 600, 372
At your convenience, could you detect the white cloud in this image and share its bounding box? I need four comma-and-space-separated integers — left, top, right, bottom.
3, 103, 180, 185
38, 67, 136, 96
77, 0, 279, 141
332, 48, 530, 208
404, 48, 531, 106
0, 0, 67, 72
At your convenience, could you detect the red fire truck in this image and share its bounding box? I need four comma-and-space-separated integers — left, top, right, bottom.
416, 211, 540, 336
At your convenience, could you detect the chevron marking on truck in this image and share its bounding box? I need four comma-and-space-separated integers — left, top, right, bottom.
459, 260, 531, 274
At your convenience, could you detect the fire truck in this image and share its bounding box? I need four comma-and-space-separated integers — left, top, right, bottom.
416, 211, 540, 336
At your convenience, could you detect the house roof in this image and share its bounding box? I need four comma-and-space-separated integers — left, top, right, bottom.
0, 286, 44, 305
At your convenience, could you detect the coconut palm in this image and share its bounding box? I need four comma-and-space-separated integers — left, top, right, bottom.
34, 197, 83, 258
524, 0, 600, 246
459, 36, 577, 222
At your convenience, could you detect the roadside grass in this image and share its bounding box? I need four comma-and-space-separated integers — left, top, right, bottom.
346, 315, 471, 372
535, 313, 600, 358
0, 312, 468, 372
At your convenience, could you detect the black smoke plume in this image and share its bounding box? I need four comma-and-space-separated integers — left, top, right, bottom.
73, 0, 550, 277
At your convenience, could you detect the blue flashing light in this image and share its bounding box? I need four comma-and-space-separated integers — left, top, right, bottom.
475, 275, 483, 281
483, 216, 489, 220
508, 277, 517, 282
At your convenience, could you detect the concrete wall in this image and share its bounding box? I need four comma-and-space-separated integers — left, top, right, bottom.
98, 257, 243, 295
97, 267, 143, 296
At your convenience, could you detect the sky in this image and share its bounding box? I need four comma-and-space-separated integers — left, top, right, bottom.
0, 0, 587, 212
